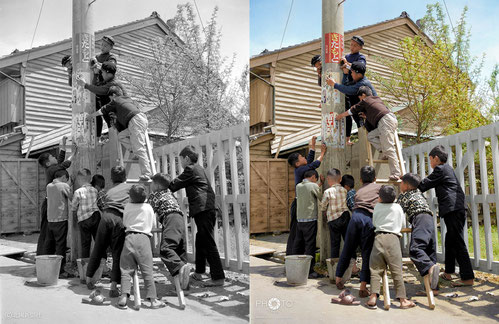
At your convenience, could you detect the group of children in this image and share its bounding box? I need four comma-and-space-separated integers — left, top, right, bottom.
37, 142, 225, 308
62, 35, 152, 181
288, 137, 475, 308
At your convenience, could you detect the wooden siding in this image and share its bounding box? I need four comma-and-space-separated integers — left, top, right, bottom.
23, 23, 168, 137
270, 24, 416, 139
0, 139, 23, 159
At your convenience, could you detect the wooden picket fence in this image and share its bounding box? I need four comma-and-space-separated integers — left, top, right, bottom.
402, 121, 499, 274
152, 123, 250, 274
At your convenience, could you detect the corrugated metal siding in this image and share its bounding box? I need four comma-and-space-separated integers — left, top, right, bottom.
273, 24, 414, 138
23, 24, 167, 137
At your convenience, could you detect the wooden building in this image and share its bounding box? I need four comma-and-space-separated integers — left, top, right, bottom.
0, 12, 179, 234
249, 12, 432, 234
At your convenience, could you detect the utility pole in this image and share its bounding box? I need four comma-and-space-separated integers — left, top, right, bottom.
70, 0, 96, 261
319, 0, 345, 261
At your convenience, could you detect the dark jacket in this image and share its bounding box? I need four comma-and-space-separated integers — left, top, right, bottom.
294, 149, 321, 186
418, 163, 465, 216
169, 164, 216, 217
350, 96, 391, 128
334, 76, 377, 97
100, 96, 140, 132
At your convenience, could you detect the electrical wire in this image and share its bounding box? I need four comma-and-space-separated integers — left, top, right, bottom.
25, 0, 45, 63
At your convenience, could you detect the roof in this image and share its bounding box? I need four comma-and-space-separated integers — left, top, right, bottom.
250, 13, 432, 68
0, 12, 177, 69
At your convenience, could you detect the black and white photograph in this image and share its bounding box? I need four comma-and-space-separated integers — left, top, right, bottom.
0, 0, 248, 323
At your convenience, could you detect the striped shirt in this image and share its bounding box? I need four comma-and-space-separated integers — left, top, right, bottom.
321, 184, 349, 222
346, 189, 356, 211
71, 184, 99, 222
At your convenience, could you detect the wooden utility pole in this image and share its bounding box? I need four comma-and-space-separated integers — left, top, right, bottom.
319, 0, 346, 261
70, 0, 96, 261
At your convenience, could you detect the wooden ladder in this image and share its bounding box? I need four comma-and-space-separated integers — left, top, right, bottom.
365, 129, 406, 184
115, 129, 157, 180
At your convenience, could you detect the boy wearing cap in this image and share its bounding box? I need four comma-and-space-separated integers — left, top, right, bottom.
335, 86, 401, 180
340, 36, 367, 145
91, 35, 117, 84
87, 86, 152, 181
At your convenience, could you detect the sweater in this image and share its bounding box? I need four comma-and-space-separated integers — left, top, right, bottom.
296, 179, 323, 221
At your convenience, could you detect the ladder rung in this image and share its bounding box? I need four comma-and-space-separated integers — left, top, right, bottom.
375, 178, 402, 184
123, 160, 139, 164
126, 179, 152, 184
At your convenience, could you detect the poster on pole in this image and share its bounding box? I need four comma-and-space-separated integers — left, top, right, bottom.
321, 111, 345, 148
72, 112, 95, 148
324, 32, 344, 64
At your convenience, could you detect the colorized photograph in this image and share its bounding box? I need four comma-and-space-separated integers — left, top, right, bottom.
249, 0, 499, 323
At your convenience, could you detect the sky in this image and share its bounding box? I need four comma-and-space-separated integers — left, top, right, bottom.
0, 0, 249, 77
250, 0, 499, 80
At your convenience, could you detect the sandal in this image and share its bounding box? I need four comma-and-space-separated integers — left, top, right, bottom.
451, 280, 473, 287
143, 299, 166, 309
116, 295, 128, 310
400, 300, 416, 309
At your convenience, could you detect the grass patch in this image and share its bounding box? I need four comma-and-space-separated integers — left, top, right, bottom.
437, 225, 499, 260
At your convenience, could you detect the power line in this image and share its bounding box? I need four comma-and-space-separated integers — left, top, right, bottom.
442, 0, 455, 36
193, 0, 206, 34
26, 0, 45, 63
275, 0, 295, 62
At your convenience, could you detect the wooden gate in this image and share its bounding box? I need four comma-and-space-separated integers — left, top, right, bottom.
250, 158, 292, 234
0, 159, 43, 234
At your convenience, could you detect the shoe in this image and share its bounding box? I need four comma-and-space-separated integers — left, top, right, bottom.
179, 264, 191, 290
203, 279, 225, 287
138, 175, 151, 182
116, 295, 128, 309
389, 175, 400, 181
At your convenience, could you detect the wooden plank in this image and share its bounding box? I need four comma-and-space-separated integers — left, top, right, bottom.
467, 136, 480, 268
229, 130, 243, 271
491, 125, 499, 248
0, 245, 26, 256
250, 245, 276, 256
478, 133, 493, 270
217, 135, 231, 268
0, 161, 36, 206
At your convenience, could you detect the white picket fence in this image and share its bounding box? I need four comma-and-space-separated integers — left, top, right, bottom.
402, 121, 499, 274
151, 123, 250, 274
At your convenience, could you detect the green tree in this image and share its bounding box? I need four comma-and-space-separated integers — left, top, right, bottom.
369, 3, 489, 142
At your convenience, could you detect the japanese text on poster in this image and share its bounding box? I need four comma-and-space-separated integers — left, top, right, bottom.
324, 33, 344, 64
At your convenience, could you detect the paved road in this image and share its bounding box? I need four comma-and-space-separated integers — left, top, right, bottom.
250, 256, 499, 324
